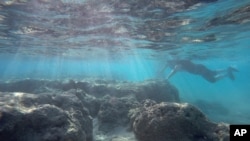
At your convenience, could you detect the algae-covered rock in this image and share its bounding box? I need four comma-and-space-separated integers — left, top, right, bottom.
131, 100, 229, 141
0, 92, 93, 141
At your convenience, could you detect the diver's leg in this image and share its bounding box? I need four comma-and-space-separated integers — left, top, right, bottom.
195, 65, 217, 82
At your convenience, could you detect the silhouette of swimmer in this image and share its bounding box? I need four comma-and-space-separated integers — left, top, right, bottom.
160, 59, 238, 83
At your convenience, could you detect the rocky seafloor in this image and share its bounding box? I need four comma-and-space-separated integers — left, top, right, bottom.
0, 79, 229, 141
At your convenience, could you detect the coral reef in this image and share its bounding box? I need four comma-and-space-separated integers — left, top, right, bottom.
0, 79, 229, 141
131, 100, 229, 141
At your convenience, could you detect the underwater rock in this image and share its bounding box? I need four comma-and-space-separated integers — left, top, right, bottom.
131, 100, 229, 141
0, 79, 180, 103
0, 80, 231, 141
97, 95, 139, 133
0, 79, 181, 140
0, 92, 93, 141
133, 79, 179, 103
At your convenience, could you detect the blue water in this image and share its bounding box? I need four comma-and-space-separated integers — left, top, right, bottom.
0, 0, 250, 123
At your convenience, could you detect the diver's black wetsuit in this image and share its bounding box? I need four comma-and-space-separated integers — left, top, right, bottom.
168, 60, 218, 83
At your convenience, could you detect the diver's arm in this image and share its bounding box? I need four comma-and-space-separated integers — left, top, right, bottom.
167, 65, 179, 80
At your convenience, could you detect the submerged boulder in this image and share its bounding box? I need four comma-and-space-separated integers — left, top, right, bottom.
131, 100, 229, 141
0, 92, 93, 141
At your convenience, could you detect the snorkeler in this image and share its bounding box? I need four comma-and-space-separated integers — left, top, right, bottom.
159, 59, 238, 83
